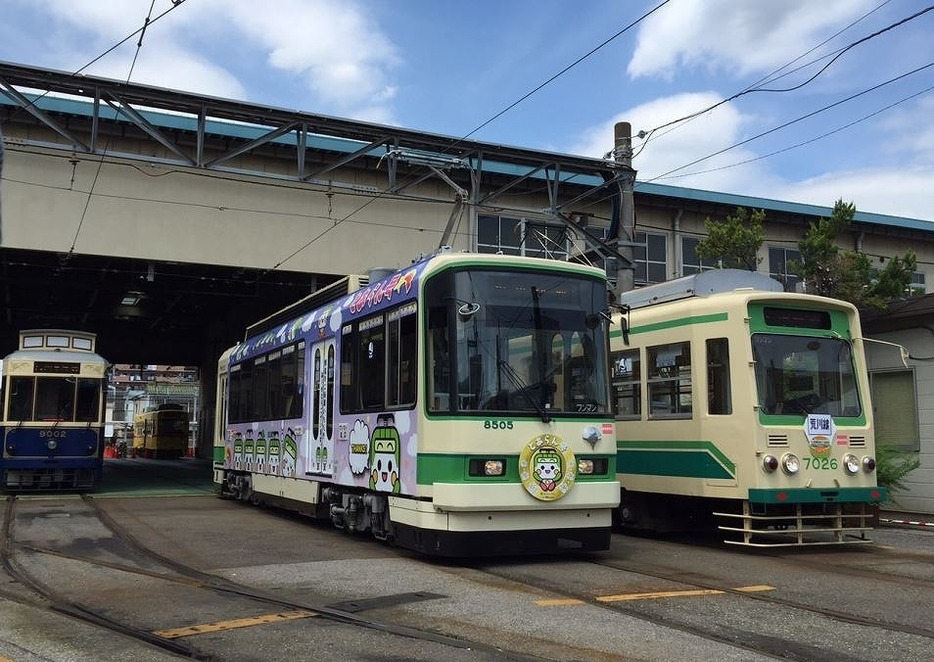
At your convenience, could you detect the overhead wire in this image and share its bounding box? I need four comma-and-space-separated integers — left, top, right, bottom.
630, 0, 893, 159
634, 2, 930, 151
262, 1, 673, 275
645, 60, 934, 183
655, 83, 934, 182
68, 0, 168, 256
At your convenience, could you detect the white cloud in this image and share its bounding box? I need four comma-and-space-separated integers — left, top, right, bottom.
571, 91, 776, 193
210, 0, 400, 114
15, 0, 401, 122
628, 0, 877, 79
773, 167, 934, 221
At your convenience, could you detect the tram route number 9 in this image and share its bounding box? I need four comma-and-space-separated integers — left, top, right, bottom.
483, 420, 514, 430
803, 457, 838, 470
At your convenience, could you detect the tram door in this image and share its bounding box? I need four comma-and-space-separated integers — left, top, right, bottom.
310, 339, 335, 475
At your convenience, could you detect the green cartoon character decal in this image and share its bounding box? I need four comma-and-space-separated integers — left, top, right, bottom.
369, 414, 401, 493
519, 434, 576, 501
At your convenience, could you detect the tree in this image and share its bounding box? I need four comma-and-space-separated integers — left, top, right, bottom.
695, 207, 765, 271
792, 199, 917, 309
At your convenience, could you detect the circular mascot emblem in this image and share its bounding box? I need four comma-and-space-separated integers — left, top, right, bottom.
519, 434, 576, 501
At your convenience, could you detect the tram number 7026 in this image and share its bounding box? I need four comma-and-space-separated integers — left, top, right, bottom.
803, 457, 839, 471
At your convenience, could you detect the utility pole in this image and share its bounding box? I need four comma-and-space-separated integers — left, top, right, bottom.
612, 122, 636, 300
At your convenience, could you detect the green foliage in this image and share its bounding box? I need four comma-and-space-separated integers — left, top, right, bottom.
875, 444, 922, 503
792, 198, 918, 309
695, 207, 764, 271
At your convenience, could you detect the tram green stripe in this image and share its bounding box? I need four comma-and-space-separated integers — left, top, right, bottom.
609, 313, 728, 340
617, 440, 735, 479
416, 453, 616, 485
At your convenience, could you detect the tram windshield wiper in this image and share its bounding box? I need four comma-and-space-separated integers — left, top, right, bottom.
497, 360, 551, 423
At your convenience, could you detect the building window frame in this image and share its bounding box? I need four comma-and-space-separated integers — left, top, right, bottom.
635, 231, 668, 285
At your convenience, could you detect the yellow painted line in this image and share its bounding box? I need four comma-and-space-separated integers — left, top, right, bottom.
535, 598, 586, 606
598, 589, 723, 602
598, 585, 776, 603
536, 585, 776, 607
153, 610, 317, 639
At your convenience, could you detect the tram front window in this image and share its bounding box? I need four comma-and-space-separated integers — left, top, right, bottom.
426, 268, 609, 417
752, 334, 861, 417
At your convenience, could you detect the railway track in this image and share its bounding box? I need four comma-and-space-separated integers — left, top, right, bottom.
462, 536, 934, 662
0, 495, 536, 662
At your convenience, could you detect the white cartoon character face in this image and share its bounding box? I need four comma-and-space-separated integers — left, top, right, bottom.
533, 451, 562, 483
368, 415, 401, 493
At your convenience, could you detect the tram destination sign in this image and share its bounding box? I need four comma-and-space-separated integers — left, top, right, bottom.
34, 361, 81, 374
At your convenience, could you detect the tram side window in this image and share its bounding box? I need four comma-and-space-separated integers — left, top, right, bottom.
8, 376, 35, 421
340, 326, 355, 410
237, 363, 253, 423
359, 320, 386, 410
266, 351, 282, 420
229, 366, 242, 423
75, 378, 101, 422
341, 306, 416, 414
707, 338, 732, 415
611, 349, 641, 419
252, 356, 269, 420
388, 305, 417, 407
647, 342, 692, 418
427, 302, 452, 412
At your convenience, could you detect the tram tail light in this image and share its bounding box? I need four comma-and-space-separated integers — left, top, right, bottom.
762, 455, 779, 473
469, 459, 505, 477
5, 443, 14, 456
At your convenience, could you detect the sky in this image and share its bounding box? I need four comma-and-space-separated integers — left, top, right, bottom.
1, 0, 933, 222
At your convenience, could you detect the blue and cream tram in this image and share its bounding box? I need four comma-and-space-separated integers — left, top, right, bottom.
1, 329, 109, 491
214, 250, 620, 556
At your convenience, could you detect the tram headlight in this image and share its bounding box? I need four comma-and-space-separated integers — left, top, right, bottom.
842, 453, 860, 475
577, 457, 608, 476
468, 458, 505, 477
46, 439, 58, 451
762, 455, 779, 473
780, 453, 800, 475
862, 456, 877, 473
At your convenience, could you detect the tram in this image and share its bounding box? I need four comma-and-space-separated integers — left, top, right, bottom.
1, 329, 108, 491
611, 270, 885, 547
214, 249, 620, 556
132, 403, 190, 459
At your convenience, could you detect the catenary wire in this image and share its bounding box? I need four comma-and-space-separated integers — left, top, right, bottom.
634, 3, 931, 153
261, 2, 672, 274
68, 0, 168, 256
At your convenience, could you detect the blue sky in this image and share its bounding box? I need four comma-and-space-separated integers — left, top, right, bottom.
2, 0, 933, 221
